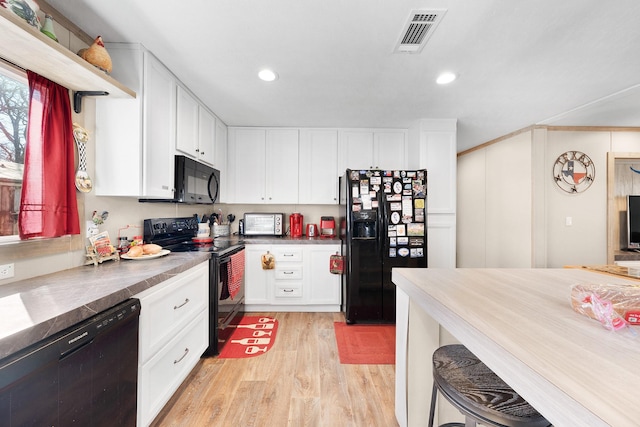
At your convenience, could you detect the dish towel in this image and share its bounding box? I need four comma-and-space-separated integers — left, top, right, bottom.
227, 250, 245, 300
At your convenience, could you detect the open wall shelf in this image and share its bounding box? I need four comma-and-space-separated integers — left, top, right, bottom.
0, 7, 135, 101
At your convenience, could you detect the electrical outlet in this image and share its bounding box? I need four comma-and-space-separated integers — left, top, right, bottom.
0, 263, 15, 280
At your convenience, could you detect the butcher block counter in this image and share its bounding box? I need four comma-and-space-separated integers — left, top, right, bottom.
0, 252, 209, 361
392, 268, 640, 427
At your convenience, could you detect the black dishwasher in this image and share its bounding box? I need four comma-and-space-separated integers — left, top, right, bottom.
0, 298, 141, 426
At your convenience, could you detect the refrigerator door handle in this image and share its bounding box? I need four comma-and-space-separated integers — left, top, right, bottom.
378, 189, 385, 254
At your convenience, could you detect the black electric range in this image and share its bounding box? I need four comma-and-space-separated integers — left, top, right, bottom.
143, 217, 244, 257
143, 217, 245, 356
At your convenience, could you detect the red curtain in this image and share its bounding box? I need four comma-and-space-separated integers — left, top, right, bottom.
18, 72, 80, 239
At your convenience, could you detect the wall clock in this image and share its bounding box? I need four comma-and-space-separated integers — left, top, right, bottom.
552, 151, 595, 193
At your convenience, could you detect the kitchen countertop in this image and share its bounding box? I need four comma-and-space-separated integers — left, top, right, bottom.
0, 251, 209, 361
235, 235, 341, 244
393, 268, 640, 427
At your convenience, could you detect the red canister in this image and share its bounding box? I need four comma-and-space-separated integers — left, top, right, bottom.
290, 213, 303, 238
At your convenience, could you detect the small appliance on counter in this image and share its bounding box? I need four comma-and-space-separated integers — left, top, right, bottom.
290, 212, 303, 237
306, 223, 318, 237
243, 213, 285, 236
321, 216, 336, 237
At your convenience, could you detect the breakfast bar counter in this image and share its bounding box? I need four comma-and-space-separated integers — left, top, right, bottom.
392, 268, 640, 427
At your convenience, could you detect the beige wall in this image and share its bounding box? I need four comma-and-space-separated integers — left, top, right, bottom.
457, 127, 640, 268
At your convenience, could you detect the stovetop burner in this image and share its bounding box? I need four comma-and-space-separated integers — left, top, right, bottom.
143, 217, 243, 257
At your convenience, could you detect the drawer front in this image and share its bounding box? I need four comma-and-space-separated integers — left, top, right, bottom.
138, 309, 208, 427
275, 265, 302, 280
274, 282, 303, 298
138, 263, 208, 362
273, 247, 303, 262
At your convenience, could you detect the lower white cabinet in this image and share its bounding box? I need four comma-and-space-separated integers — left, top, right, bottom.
245, 244, 341, 311
306, 245, 342, 304
134, 262, 209, 427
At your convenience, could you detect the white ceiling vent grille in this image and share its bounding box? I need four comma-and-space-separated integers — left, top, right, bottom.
394, 9, 447, 54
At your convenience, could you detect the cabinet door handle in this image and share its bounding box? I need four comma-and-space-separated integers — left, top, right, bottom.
174, 298, 190, 310
174, 347, 189, 364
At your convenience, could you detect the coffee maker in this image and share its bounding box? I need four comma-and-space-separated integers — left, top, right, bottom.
320, 216, 335, 238
289, 213, 303, 237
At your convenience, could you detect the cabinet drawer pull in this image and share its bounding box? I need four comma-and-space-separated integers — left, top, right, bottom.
283, 289, 294, 292
283, 271, 294, 275
174, 298, 190, 310
283, 253, 294, 257
174, 347, 189, 364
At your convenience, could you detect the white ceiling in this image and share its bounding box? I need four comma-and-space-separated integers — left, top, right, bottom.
46, 0, 640, 152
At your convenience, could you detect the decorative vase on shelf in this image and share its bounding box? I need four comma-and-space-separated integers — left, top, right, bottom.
40, 14, 58, 42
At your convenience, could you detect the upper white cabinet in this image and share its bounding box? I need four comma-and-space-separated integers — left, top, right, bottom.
176, 86, 216, 166
198, 107, 216, 166
214, 119, 228, 202
299, 129, 339, 204
338, 129, 407, 171
227, 128, 299, 204
95, 44, 176, 198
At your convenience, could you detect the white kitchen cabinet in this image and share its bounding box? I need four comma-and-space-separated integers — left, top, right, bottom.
214, 119, 228, 202
244, 245, 272, 305
176, 85, 216, 166
227, 128, 299, 203
175, 86, 198, 157
338, 129, 407, 171
299, 129, 339, 204
244, 244, 341, 311
96, 44, 176, 198
306, 244, 341, 305
134, 262, 209, 427
272, 246, 305, 304
198, 107, 216, 165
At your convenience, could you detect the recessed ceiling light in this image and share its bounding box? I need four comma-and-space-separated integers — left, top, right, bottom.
258, 69, 278, 82
436, 72, 456, 85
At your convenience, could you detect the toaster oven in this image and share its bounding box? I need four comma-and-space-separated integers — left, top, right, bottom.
243, 213, 285, 236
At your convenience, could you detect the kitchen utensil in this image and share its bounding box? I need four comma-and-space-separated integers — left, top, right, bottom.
227, 214, 236, 224
72, 123, 92, 193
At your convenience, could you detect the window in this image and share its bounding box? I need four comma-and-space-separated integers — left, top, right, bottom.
0, 62, 27, 239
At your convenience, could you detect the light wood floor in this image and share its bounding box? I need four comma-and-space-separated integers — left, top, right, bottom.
151, 312, 399, 427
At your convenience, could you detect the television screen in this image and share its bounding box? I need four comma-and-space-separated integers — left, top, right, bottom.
627, 195, 640, 249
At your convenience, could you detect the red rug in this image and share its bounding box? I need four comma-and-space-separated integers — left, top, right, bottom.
334, 322, 396, 364
218, 316, 278, 359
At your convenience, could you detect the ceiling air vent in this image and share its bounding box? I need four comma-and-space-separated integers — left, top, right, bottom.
394, 9, 447, 54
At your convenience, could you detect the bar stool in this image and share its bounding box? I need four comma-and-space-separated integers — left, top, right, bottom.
428, 345, 551, 427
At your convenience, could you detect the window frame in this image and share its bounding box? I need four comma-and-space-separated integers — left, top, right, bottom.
0, 60, 84, 258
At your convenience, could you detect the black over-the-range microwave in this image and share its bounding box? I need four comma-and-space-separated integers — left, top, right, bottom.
139, 155, 220, 204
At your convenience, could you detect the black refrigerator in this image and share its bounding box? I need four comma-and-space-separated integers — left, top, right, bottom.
340, 169, 427, 324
